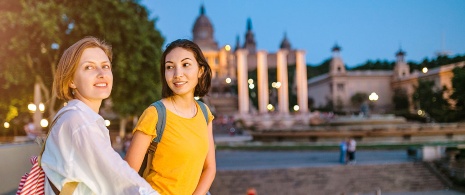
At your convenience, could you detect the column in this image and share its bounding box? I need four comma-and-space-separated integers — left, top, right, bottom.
296, 50, 308, 113
236, 49, 249, 114
277, 49, 289, 114
257, 50, 269, 114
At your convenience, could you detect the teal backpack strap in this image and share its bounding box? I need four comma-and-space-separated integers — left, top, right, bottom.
150, 99, 208, 143
151, 100, 166, 143
196, 100, 209, 124
139, 100, 165, 177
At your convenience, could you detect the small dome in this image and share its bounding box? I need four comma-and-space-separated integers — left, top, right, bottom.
395, 48, 406, 57
332, 43, 341, 52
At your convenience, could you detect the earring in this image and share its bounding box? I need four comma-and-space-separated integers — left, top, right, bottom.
71, 89, 75, 95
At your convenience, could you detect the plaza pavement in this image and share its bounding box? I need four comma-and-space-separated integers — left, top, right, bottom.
212, 134, 465, 195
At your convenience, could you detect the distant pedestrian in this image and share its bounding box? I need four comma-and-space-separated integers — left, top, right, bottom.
347, 138, 357, 164
23, 118, 38, 141
339, 139, 347, 164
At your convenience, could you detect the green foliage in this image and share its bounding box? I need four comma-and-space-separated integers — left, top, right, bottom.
413, 80, 454, 122
392, 88, 410, 111
307, 58, 331, 79
410, 55, 465, 72
351, 59, 394, 71
0, 0, 164, 121
350, 92, 368, 108
450, 66, 465, 120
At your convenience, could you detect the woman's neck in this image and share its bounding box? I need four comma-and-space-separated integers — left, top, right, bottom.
75, 98, 102, 113
170, 96, 197, 118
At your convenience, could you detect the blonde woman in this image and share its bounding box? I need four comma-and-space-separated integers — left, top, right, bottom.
42, 36, 159, 195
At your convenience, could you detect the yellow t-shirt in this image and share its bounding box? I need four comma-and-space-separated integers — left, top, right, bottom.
133, 101, 214, 195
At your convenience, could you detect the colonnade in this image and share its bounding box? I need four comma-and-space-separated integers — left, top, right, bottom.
236, 49, 309, 120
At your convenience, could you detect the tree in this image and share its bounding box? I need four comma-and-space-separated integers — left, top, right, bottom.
350, 92, 368, 110
413, 80, 452, 122
450, 66, 465, 120
392, 88, 409, 111
0, 0, 163, 131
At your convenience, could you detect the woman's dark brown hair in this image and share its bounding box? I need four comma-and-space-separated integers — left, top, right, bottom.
160, 39, 212, 98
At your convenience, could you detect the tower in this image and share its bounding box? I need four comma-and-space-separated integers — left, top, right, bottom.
280, 32, 291, 50
243, 18, 257, 54
192, 5, 218, 51
393, 48, 409, 79
329, 44, 346, 75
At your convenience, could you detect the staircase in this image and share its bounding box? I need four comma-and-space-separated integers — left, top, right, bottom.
210, 162, 448, 195
204, 95, 238, 116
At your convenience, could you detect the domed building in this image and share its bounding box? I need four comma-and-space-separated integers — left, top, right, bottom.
192, 5, 308, 117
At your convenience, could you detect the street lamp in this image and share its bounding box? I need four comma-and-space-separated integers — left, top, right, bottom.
28, 103, 37, 112
4, 122, 10, 129
38, 103, 45, 112
293, 105, 300, 112
27, 102, 47, 134
422, 67, 428, 73
369, 92, 379, 115
40, 119, 49, 127
369, 92, 379, 101
267, 104, 274, 111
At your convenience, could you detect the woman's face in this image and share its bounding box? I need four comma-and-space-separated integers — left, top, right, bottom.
69, 47, 113, 104
164, 47, 203, 97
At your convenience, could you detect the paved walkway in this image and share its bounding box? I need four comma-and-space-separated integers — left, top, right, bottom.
216, 150, 413, 170
212, 133, 465, 195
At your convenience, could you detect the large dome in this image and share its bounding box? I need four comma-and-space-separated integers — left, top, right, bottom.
192, 5, 218, 51
193, 7, 213, 32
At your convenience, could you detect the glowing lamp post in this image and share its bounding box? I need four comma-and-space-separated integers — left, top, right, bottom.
369, 92, 379, 102
369, 92, 379, 114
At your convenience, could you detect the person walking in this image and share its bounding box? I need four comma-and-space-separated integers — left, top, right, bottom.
339, 139, 347, 164
347, 138, 357, 164
42, 36, 159, 195
125, 39, 216, 195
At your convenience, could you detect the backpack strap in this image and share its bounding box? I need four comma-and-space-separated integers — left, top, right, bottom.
150, 99, 209, 144
196, 100, 209, 124
151, 100, 166, 143
140, 100, 165, 177
140, 99, 210, 178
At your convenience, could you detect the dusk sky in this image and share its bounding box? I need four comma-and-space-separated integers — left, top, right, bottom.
141, 0, 465, 68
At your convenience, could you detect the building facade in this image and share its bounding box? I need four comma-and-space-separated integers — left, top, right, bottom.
308, 46, 465, 113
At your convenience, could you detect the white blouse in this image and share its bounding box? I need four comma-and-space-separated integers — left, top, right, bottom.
41, 100, 159, 195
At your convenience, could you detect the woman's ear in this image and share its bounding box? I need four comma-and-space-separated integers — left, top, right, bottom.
198, 66, 205, 78
68, 81, 76, 89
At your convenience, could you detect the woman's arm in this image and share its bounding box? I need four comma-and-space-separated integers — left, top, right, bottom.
193, 122, 216, 195
65, 122, 158, 194
125, 130, 152, 172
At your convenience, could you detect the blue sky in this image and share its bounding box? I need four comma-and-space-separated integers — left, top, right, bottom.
140, 0, 465, 68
